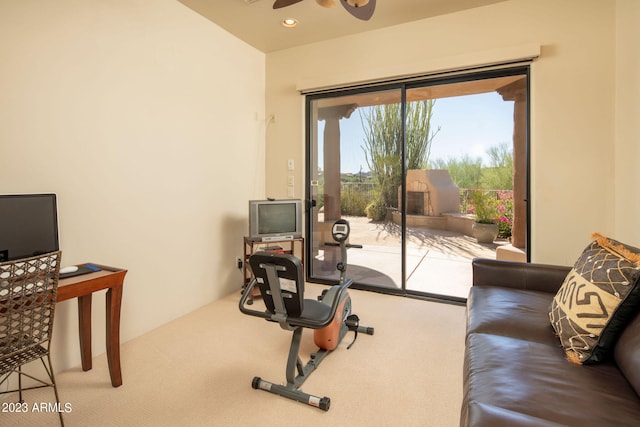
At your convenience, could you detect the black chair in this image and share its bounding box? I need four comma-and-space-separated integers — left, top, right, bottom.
239, 251, 353, 411
0, 251, 64, 426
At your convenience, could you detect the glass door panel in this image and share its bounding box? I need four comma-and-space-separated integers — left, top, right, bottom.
403, 75, 528, 299
308, 89, 403, 290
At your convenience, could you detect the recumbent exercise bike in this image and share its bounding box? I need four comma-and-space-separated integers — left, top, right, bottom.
239, 219, 373, 411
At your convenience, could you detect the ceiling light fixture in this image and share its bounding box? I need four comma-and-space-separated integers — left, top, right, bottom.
281, 18, 298, 28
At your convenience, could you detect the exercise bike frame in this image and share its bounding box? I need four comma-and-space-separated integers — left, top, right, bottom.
238, 219, 372, 411
239, 269, 352, 411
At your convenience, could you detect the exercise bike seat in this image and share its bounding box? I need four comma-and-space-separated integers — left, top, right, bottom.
243, 251, 351, 330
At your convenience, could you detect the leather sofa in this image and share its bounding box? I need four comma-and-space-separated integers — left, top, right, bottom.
461, 258, 640, 426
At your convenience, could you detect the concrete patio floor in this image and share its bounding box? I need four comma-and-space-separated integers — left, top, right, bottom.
321, 216, 507, 299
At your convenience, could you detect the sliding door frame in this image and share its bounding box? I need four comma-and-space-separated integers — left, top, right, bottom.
304, 65, 531, 301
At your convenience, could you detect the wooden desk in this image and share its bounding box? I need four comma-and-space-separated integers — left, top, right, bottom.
57, 264, 127, 387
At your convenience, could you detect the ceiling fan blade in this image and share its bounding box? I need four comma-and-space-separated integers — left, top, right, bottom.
316, 0, 337, 8
273, 0, 304, 9
340, 0, 375, 21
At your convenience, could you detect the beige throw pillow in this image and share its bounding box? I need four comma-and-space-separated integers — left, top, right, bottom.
549, 234, 640, 364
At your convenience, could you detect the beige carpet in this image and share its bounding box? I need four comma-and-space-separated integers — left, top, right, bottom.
1, 284, 466, 426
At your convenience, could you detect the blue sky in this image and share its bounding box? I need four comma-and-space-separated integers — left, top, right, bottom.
318, 92, 515, 173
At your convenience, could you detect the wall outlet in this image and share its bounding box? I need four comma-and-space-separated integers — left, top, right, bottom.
236, 257, 243, 269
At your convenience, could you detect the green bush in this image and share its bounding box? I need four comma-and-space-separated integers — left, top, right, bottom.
341, 190, 370, 217
469, 190, 499, 224
365, 198, 387, 221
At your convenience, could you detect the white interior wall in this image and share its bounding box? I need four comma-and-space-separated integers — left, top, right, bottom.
614, 0, 640, 246
1, 0, 637, 378
0, 0, 265, 372
265, 0, 632, 265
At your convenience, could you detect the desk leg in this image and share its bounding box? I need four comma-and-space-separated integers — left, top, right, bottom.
106, 284, 123, 387
78, 294, 93, 371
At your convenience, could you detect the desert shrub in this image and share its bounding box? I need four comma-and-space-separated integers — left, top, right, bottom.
365, 197, 387, 221
341, 190, 370, 217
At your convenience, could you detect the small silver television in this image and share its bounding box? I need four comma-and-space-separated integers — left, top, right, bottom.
248, 199, 303, 241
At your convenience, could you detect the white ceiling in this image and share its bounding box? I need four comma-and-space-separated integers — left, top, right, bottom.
178, 0, 508, 53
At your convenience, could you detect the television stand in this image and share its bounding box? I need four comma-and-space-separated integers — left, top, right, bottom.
262, 235, 294, 242
243, 236, 304, 303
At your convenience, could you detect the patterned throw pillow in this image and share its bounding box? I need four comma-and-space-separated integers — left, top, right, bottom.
549, 233, 640, 364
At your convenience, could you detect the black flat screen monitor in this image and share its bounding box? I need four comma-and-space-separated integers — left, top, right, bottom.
0, 194, 59, 262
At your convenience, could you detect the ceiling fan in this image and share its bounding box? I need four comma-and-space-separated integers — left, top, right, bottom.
273, 0, 376, 21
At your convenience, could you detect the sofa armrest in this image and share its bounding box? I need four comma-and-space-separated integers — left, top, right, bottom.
472, 258, 571, 294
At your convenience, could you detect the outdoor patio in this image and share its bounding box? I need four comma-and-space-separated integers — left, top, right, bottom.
330, 216, 507, 299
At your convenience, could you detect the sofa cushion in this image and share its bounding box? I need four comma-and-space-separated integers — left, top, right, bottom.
467, 286, 557, 346
549, 234, 640, 364
463, 402, 567, 427
463, 332, 640, 427
614, 311, 640, 397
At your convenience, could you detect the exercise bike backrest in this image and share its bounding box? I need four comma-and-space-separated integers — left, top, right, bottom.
248, 253, 304, 318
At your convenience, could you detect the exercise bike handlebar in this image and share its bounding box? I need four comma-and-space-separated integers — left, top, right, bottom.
323, 242, 363, 249
238, 278, 260, 315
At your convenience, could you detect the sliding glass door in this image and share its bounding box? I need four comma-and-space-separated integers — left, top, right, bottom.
306, 68, 529, 300
307, 88, 404, 291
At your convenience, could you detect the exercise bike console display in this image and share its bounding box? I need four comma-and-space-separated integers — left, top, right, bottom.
326, 218, 362, 277
331, 219, 350, 243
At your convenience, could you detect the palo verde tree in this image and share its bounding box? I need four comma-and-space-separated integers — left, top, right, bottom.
430, 155, 483, 189
481, 142, 513, 190
429, 142, 513, 191
361, 100, 440, 220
